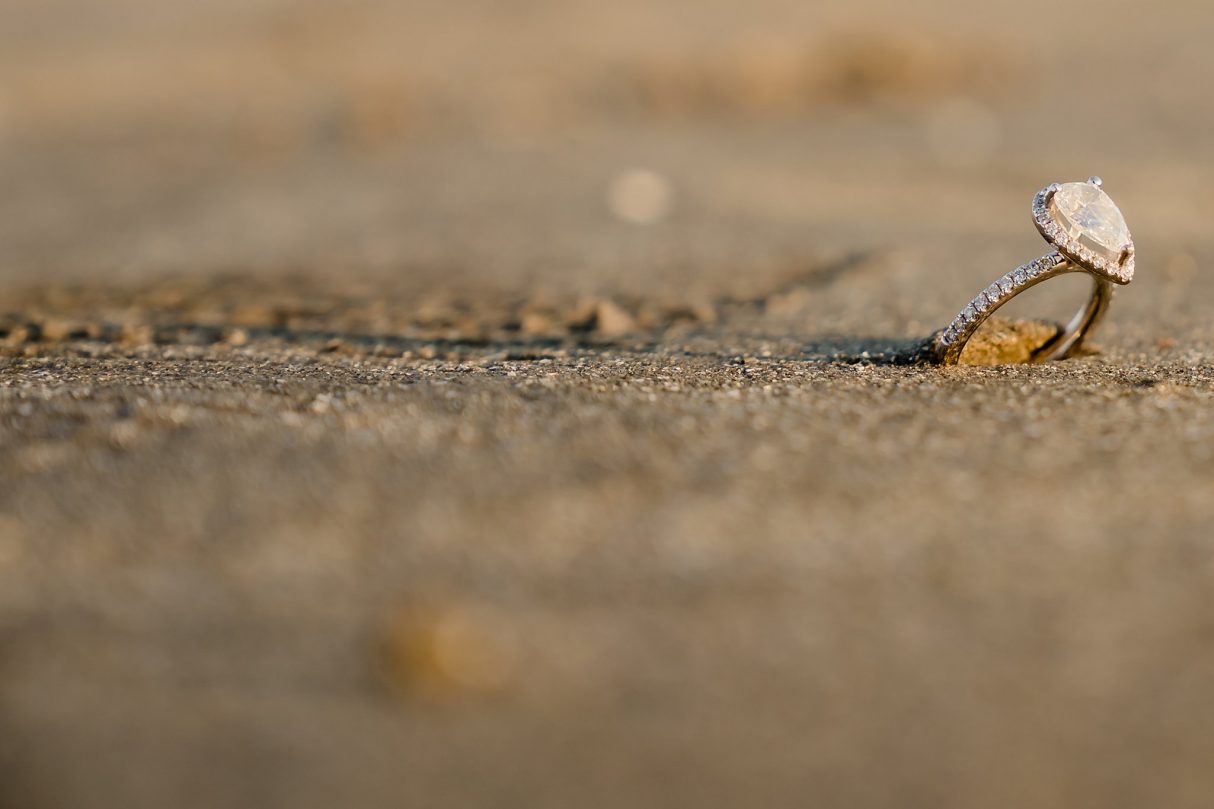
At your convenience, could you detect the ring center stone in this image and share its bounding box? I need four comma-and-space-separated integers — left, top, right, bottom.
1048, 182, 1130, 260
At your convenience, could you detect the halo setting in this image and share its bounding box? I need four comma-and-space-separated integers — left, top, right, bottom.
1033, 179, 1134, 284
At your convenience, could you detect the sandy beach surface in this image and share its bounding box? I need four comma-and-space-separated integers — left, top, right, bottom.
3, 2, 1214, 807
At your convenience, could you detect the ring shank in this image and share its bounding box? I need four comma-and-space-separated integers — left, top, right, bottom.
1033, 267, 1113, 362
932, 252, 1114, 365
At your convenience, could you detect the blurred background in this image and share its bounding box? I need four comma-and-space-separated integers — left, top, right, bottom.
3, 2, 1214, 808
2, 0, 1210, 289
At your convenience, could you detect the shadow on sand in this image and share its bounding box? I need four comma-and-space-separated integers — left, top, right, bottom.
3, 319, 941, 366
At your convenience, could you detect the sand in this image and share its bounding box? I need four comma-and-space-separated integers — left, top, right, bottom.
2, 1, 1214, 807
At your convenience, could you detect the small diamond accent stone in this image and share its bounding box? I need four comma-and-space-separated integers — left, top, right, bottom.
985, 283, 1001, 302
1013, 269, 1027, 285
999, 277, 1014, 294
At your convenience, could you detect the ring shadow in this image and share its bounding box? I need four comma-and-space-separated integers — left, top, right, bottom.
799, 335, 936, 365
143, 323, 939, 365
6, 319, 943, 365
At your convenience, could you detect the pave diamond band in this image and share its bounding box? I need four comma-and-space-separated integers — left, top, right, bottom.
931, 178, 1133, 365
932, 251, 1112, 365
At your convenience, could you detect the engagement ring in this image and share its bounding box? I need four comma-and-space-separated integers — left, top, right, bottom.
931, 177, 1134, 365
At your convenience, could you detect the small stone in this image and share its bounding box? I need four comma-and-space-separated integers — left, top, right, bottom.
119, 323, 155, 345
607, 169, 673, 224
519, 310, 556, 335
40, 319, 88, 342
591, 299, 636, 337
2, 325, 33, 345
224, 328, 250, 346
379, 603, 517, 702
1013, 269, 1027, 285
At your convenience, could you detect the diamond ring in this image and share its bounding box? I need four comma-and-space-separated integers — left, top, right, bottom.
931, 177, 1134, 365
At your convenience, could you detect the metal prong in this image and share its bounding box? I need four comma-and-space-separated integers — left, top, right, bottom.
1045, 183, 1061, 203
1118, 243, 1134, 267
1088, 176, 1103, 187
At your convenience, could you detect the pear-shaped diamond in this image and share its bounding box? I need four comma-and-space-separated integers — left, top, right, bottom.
1047, 182, 1130, 262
